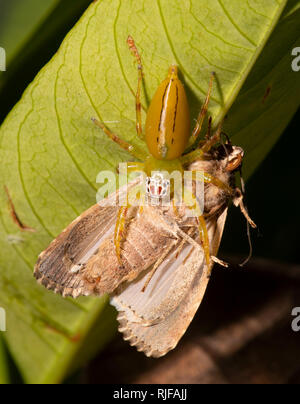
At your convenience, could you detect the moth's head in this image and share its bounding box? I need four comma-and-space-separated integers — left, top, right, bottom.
215, 144, 244, 172
225, 146, 244, 172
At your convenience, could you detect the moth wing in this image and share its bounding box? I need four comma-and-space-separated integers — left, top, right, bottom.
34, 180, 140, 297
110, 209, 228, 358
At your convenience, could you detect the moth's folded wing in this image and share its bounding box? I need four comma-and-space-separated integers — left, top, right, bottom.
34, 181, 138, 298
110, 209, 228, 357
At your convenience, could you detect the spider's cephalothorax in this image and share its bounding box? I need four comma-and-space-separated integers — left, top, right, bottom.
92, 36, 254, 271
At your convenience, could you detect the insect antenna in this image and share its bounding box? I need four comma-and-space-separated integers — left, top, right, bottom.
221, 131, 232, 147
219, 131, 231, 161
238, 168, 255, 267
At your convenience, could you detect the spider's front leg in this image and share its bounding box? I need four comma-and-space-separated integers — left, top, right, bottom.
182, 169, 234, 274
188, 169, 233, 197
183, 186, 211, 271
115, 162, 146, 264
187, 73, 215, 150
115, 205, 130, 264
180, 121, 223, 166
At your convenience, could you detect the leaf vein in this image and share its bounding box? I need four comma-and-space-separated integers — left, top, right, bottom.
156, 0, 214, 99
54, 62, 97, 192
217, 0, 258, 47
79, 6, 131, 168
188, 0, 254, 52
247, 0, 272, 20
17, 83, 55, 238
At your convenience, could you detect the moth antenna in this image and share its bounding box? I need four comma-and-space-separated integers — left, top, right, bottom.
237, 168, 256, 267
221, 131, 231, 145
239, 218, 253, 267
175, 228, 194, 258
220, 132, 230, 161
212, 256, 229, 267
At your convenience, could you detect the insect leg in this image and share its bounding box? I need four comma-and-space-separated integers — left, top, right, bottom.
203, 172, 233, 194
119, 162, 146, 214
92, 118, 148, 161
114, 205, 130, 265
172, 198, 180, 218
175, 226, 227, 265
233, 188, 257, 229
126, 163, 147, 215
127, 35, 144, 140
200, 120, 223, 153
188, 170, 233, 194
180, 149, 204, 166
181, 121, 223, 166
115, 176, 147, 263
124, 162, 145, 174
175, 228, 194, 258
188, 73, 215, 147
197, 214, 211, 270
141, 241, 176, 292
183, 187, 211, 269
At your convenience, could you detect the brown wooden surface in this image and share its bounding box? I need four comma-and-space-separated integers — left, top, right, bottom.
86, 258, 300, 384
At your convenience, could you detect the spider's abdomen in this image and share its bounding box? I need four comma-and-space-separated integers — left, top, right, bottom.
145, 65, 190, 161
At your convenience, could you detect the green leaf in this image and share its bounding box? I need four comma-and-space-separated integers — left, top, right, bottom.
0, 335, 10, 384
0, 0, 298, 384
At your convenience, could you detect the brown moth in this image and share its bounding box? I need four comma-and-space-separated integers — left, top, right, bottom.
34, 142, 255, 358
